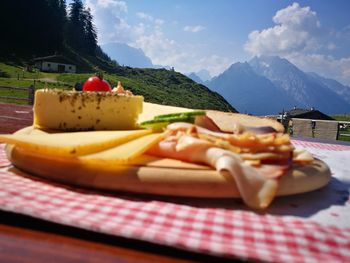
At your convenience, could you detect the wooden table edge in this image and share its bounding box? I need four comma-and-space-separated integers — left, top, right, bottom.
0, 210, 240, 263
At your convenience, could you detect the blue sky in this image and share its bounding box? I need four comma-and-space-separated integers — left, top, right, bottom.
73, 0, 350, 85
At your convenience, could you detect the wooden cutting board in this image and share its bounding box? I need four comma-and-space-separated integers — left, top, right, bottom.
5, 127, 332, 198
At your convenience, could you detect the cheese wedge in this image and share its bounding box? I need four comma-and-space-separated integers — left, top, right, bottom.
0, 129, 151, 157
33, 89, 143, 131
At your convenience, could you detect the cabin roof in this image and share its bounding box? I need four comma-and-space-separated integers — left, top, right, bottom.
282, 107, 334, 120
33, 55, 75, 65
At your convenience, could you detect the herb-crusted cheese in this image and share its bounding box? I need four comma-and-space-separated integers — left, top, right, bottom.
33, 89, 143, 131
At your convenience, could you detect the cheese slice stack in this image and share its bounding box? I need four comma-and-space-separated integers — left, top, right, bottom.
0, 129, 153, 157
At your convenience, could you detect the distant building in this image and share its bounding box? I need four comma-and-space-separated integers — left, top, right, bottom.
33, 55, 76, 73
275, 107, 335, 132
281, 107, 334, 120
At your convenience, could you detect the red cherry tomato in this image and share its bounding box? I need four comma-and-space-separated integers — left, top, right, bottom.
82, 76, 112, 92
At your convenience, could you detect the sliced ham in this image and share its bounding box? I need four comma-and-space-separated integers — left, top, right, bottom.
147, 134, 284, 209
147, 122, 310, 209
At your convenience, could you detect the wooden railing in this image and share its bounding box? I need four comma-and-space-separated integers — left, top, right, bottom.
0, 85, 35, 105
282, 118, 350, 141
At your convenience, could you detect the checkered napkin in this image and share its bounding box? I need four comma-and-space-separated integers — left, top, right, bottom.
1, 143, 350, 262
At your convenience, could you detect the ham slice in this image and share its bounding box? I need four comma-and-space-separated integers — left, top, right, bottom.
148, 134, 285, 209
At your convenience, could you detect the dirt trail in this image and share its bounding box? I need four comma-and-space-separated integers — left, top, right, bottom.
30, 77, 58, 83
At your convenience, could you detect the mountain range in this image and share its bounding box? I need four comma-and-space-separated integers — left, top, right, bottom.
205, 56, 350, 115
100, 43, 350, 115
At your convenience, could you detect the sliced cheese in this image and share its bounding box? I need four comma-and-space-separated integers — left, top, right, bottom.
0, 129, 151, 157
11, 126, 48, 136
206, 110, 285, 133
80, 132, 165, 164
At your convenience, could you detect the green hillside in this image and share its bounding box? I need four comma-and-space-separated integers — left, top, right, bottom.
0, 62, 236, 112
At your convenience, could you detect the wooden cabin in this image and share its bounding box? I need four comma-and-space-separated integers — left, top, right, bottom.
33, 55, 76, 73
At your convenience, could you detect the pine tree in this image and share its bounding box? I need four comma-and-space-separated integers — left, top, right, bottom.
0, 0, 64, 57
59, 0, 67, 21
46, 0, 66, 52
66, 0, 85, 51
82, 7, 97, 55
0, 0, 111, 63
66, 0, 98, 55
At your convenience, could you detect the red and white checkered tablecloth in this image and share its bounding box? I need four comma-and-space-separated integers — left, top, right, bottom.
1, 142, 350, 262
291, 139, 350, 151
0, 144, 10, 168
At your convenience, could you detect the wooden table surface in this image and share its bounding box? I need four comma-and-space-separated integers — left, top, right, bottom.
0, 103, 234, 263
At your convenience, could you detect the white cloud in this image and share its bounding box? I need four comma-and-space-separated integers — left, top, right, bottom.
327, 43, 336, 50
133, 22, 146, 35
244, 2, 320, 55
137, 12, 153, 21
136, 12, 163, 26
86, 0, 134, 43
133, 27, 183, 66
96, 0, 127, 12
244, 2, 350, 86
273, 2, 320, 29
183, 25, 205, 33
155, 19, 164, 26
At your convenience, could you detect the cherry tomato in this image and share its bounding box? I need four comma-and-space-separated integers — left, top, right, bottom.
82, 76, 112, 92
